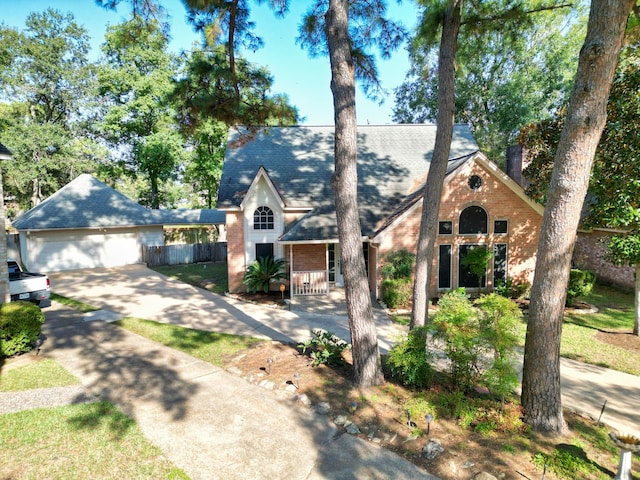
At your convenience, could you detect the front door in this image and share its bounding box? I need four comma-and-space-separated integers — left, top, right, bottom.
328, 244, 343, 287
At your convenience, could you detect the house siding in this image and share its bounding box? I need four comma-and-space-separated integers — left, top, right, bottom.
377, 160, 542, 297
243, 176, 285, 264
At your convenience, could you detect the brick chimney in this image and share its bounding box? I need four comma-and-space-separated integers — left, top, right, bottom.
505, 144, 530, 189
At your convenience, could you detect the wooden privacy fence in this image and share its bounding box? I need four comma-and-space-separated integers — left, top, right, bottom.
142, 242, 227, 267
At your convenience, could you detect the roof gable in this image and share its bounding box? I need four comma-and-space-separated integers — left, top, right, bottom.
371, 152, 544, 241
12, 174, 159, 230
240, 166, 285, 211
13, 175, 228, 231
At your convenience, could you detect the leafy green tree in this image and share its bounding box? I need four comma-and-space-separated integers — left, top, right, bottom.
183, 119, 227, 209
173, 45, 298, 133
394, 4, 584, 164
97, 16, 183, 208
0, 9, 100, 210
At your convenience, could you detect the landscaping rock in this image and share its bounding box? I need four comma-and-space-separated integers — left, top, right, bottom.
473, 472, 498, 480
315, 402, 331, 415
422, 439, 445, 460
346, 423, 361, 435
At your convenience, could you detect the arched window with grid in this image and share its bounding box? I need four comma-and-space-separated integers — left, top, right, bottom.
253, 206, 274, 230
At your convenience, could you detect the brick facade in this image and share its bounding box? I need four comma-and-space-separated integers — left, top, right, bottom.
376, 159, 542, 298
291, 244, 326, 271
226, 156, 543, 298
226, 211, 246, 293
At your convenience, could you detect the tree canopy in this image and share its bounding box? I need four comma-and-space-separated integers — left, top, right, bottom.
0, 9, 101, 212
394, 0, 583, 164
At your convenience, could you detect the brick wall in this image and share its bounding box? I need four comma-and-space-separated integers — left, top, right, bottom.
226, 211, 246, 293
292, 244, 326, 271
574, 230, 634, 291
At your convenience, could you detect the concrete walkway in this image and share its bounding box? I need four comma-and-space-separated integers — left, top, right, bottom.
48, 265, 640, 437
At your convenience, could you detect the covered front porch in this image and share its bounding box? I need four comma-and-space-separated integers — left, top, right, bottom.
283, 241, 377, 297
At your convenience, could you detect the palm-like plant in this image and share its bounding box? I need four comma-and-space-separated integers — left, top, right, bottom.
242, 257, 287, 293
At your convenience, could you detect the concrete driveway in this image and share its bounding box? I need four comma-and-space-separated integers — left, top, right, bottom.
48, 264, 405, 351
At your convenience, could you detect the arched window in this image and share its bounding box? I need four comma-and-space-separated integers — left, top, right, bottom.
459, 206, 488, 234
254, 206, 274, 230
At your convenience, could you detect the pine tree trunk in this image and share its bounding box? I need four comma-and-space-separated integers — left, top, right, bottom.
0, 168, 9, 303
521, 0, 634, 432
326, 0, 383, 388
634, 264, 640, 336
410, 0, 462, 328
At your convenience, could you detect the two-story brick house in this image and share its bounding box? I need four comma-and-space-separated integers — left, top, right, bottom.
218, 124, 543, 299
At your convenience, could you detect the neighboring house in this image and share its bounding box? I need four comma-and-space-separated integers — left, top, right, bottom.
12, 174, 225, 272
218, 124, 544, 299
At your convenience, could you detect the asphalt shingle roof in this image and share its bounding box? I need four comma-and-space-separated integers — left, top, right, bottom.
0, 142, 12, 158
218, 124, 480, 241
12, 174, 225, 230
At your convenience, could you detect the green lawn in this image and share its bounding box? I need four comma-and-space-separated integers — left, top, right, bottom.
0, 360, 188, 479
50, 293, 99, 312
0, 402, 188, 479
561, 284, 640, 375
0, 359, 79, 391
115, 317, 263, 366
150, 261, 228, 294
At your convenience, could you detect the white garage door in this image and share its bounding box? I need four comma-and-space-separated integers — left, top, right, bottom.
33, 230, 140, 272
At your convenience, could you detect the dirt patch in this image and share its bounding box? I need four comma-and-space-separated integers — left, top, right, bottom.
228, 291, 288, 308
596, 330, 640, 352
224, 341, 630, 480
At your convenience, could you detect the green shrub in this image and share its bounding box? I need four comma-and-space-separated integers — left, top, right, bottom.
430, 290, 521, 397
566, 269, 596, 306
242, 256, 287, 293
533, 443, 601, 479
0, 301, 44, 358
495, 277, 530, 299
386, 326, 434, 388
430, 288, 482, 390
475, 293, 522, 400
381, 249, 415, 279
381, 278, 413, 308
299, 330, 350, 367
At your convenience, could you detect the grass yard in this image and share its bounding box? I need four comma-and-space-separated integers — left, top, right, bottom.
116, 317, 263, 366
0, 402, 188, 479
0, 360, 188, 480
562, 284, 640, 375
151, 261, 228, 294
0, 358, 79, 391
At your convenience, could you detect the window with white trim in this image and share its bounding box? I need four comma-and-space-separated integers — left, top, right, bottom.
253, 206, 274, 230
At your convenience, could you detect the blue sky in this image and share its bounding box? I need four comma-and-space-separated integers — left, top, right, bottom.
2, 0, 418, 125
